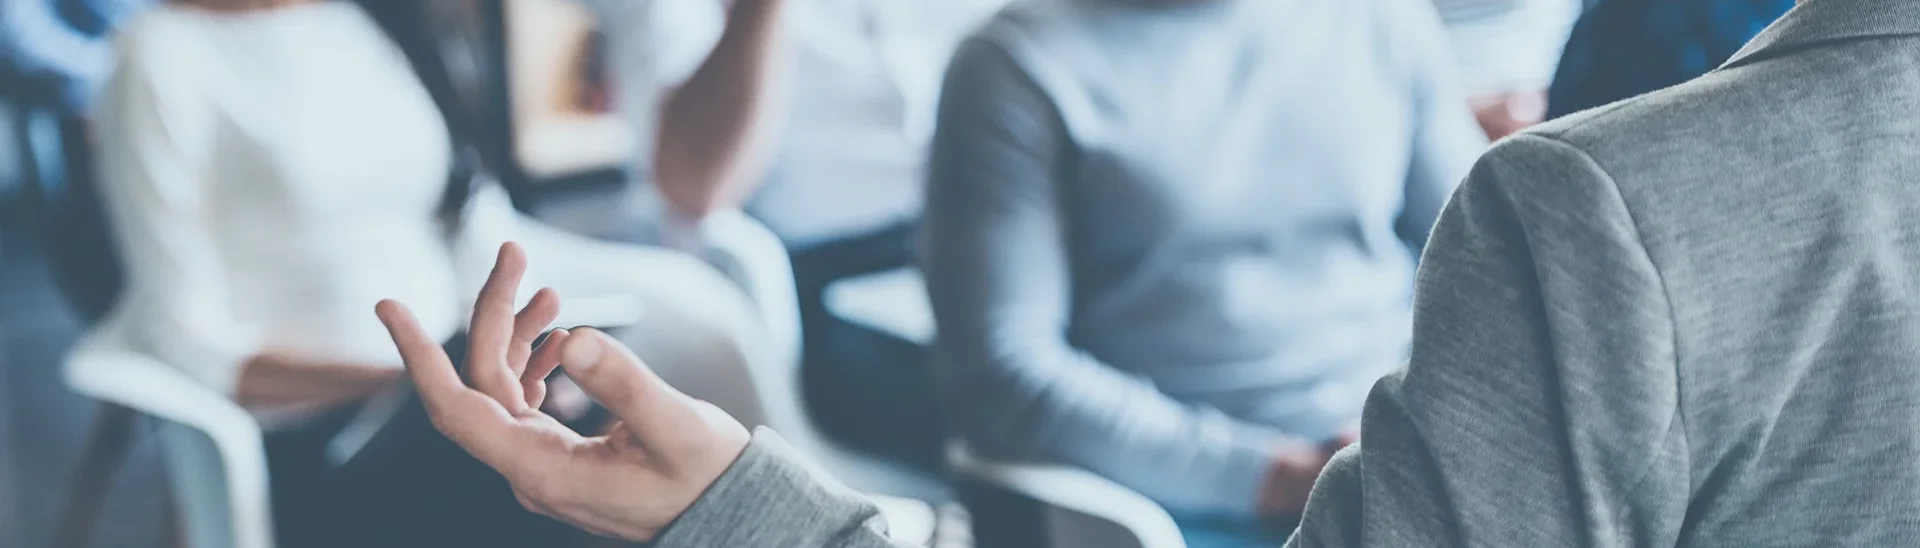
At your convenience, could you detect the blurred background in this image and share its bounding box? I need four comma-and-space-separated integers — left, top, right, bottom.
0, 0, 1792, 547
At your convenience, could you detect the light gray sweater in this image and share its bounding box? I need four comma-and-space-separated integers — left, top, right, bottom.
651, 1, 1920, 546
919, 0, 1484, 514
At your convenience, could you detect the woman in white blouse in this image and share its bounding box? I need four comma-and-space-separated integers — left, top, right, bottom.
93, 0, 765, 545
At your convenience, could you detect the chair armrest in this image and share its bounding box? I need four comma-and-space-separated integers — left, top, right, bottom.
63, 333, 276, 548
870, 495, 938, 547
679, 209, 801, 369
822, 267, 933, 346
948, 443, 1187, 548
513, 214, 647, 328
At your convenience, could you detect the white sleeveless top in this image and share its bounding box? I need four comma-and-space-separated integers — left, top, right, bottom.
95, 2, 532, 396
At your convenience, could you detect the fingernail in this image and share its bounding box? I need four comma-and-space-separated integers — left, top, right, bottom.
537, 327, 569, 349
374, 300, 400, 323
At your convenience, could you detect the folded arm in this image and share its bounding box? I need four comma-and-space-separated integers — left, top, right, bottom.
1288, 135, 1690, 546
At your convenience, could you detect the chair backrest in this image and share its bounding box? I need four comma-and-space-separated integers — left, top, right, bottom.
40, 118, 123, 324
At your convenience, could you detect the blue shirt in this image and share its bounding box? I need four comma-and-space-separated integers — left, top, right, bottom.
1547, 0, 1793, 118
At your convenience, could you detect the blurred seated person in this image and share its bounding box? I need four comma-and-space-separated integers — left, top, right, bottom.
921, 0, 1486, 545
1431, 0, 1581, 138
94, 0, 763, 546
1547, 0, 1793, 118
579, 0, 1010, 468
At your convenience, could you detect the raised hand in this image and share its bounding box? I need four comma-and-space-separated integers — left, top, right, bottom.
375, 242, 750, 541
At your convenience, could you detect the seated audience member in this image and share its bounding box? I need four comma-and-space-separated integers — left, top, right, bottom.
579, 0, 1010, 468
919, 0, 1485, 544
1546, 0, 1793, 118
392, 1, 1920, 547
95, 1, 761, 546
1431, 0, 1581, 138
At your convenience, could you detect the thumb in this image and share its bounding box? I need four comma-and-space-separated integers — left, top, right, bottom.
557, 329, 701, 440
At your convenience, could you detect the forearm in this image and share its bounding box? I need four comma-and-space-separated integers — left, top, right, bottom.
943, 344, 1296, 516
652, 0, 786, 218
234, 353, 403, 408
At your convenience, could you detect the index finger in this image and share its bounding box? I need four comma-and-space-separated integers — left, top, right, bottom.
377, 300, 461, 395
377, 299, 526, 466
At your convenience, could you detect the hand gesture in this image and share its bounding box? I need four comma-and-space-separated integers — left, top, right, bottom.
375, 242, 750, 541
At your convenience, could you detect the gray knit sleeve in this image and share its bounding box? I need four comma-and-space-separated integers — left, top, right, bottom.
651, 428, 905, 548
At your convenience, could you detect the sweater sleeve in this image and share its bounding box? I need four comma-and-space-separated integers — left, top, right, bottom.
922, 39, 1304, 517
1388, 0, 1488, 251
94, 28, 264, 396
1287, 135, 1690, 546
651, 428, 905, 548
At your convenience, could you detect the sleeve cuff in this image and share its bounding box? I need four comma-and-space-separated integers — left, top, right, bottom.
652, 427, 893, 547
